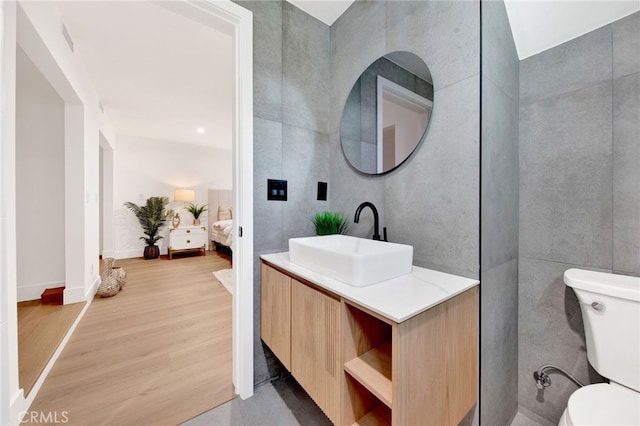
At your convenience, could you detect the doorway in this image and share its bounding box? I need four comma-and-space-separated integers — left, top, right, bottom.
157, 1, 255, 399
0, 1, 254, 422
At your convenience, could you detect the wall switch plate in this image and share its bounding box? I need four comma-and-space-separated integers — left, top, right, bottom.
267, 179, 287, 201
317, 181, 327, 201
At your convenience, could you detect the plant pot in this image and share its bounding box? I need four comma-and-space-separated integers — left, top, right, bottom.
193, 219, 201, 226
144, 245, 160, 259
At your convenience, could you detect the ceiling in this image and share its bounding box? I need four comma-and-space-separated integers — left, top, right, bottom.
504, 1, 640, 59
287, 0, 639, 59
58, 1, 233, 149
286, 0, 354, 25
53, 1, 638, 151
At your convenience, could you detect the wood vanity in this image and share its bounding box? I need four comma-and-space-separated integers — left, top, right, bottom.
260, 254, 478, 426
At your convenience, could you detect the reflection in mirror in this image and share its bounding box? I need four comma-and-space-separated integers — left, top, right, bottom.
340, 52, 433, 175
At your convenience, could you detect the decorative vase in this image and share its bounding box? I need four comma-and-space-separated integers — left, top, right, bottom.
193, 219, 201, 226
172, 213, 181, 229
144, 245, 160, 259
97, 257, 120, 297
112, 266, 127, 290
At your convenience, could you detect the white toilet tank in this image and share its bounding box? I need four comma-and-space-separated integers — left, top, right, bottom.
564, 268, 640, 392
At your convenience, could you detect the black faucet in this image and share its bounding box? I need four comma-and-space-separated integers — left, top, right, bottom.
354, 202, 386, 241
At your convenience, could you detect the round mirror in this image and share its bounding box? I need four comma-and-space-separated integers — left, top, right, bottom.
340, 52, 434, 175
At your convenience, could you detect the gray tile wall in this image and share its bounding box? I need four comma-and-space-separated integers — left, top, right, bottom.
612, 13, 640, 275
235, 0, 331, 385
329, 0, 386, 240
330, 0, 481, 278
518, 11, 640, 423
480, 1, 520, 425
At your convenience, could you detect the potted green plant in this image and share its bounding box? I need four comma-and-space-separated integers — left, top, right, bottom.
312, 211, 350, 236
186, 202, 208, 225
124, 196, 174, 259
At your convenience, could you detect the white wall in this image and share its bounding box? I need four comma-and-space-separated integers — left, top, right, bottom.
16, 46, 66, 302
17, 1, 117, 303
100, 138, 115, 259
0, 2, 117, 421
114, 134, 231, 259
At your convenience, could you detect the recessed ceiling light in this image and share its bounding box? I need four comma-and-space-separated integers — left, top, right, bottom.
197, 127, 206, 134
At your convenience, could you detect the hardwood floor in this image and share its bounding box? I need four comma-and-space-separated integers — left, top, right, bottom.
18, 300, 86, 396
24, 253, 235, 425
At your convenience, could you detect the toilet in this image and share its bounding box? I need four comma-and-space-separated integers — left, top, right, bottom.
560, 268, 640, 426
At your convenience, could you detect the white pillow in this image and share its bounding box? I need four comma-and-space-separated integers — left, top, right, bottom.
218, 206, 232, 220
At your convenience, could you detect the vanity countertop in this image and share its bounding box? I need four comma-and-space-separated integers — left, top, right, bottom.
261, 252, 479, 323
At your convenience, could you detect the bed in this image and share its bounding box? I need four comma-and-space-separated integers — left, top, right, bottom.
208, 189, 233, 256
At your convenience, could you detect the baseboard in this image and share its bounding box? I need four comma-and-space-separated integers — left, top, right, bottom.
114, 249, 142, 259
63, 286, 85, 305
10, 388, 26, 425
115, 246, 168, 259
101, 249, 115, 259
17, 281, 65, 303
87, 275, 101, 299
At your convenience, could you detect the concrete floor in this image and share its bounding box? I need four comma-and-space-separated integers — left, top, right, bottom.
182, 375, 332, 426
184, 375, 550, 426
510, 409, 552, 426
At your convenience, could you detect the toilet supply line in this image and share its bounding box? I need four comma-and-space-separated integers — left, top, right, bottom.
533, 364, 585, 390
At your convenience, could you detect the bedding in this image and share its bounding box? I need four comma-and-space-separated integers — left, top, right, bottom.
208, 189, 233, 255
210, 219, 233, 249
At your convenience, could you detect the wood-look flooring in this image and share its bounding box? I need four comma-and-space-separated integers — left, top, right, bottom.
18, 300, 86, 396
24, 253, 235, 425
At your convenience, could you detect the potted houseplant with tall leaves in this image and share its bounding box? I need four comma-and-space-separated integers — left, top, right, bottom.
186, 202, 208, 226
124, 196, 174, 259
312, 211, 350, 235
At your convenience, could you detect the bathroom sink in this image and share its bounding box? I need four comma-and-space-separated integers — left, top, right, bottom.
288, 235, 413, 286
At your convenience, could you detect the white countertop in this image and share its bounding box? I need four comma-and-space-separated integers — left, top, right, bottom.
261, 252, 479, 323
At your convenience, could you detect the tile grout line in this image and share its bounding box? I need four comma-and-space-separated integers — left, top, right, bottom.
610, 28, 615, 273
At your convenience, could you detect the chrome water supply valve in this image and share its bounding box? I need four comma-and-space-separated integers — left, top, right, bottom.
533, 370, 551, 389
533, 364, 584, 389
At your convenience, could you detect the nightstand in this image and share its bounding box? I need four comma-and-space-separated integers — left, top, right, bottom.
168, 226, 207, 260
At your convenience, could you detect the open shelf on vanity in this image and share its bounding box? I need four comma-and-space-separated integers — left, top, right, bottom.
342, 301, 393, 425
352, 404, 391, 426
343, 341, 392, 407
344, 373, 392, 426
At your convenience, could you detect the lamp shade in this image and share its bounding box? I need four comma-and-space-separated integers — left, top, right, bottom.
174, 189, 195, 202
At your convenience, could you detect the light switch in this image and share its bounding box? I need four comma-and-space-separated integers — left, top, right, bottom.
267, 179, 287, 201
317, 182, 327, 201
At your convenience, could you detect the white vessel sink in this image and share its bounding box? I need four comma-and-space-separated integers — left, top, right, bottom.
288, 235, 413, 286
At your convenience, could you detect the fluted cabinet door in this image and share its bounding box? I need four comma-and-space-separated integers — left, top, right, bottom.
260, 263, 291, 370
291, 280, 341, 424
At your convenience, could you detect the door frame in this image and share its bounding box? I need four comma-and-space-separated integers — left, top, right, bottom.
226, 0, 254, 400
193, 0, 254, 399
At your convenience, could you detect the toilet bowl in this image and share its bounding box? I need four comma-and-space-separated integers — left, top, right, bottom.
558, 383, 640, 426
561, 269, 640, 426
